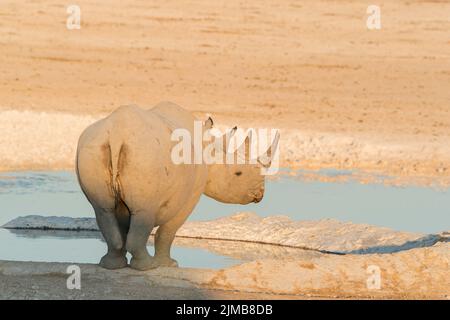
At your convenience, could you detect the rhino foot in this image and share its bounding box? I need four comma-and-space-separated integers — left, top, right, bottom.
99, 253, 128, 270
152, 256, 179, 268
129, 256, 178, 270
129, 255, 156, 271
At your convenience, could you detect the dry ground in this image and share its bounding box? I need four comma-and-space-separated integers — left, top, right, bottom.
1, 0, 450, 179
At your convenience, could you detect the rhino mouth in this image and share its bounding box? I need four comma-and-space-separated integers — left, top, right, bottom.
252, 190, 264, 203
253, 197, 263, 203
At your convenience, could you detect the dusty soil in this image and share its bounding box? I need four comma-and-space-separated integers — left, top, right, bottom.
1, 0, 450, 181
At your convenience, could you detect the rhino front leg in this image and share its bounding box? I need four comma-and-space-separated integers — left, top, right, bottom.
152, 199, 199, 268
152, 223, 181, 267
95, 207, 128, 270
153, 203, 197, 268
126, 211, 155, 271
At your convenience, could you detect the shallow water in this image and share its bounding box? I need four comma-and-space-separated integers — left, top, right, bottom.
0, 170, 449, 267
0, 228, 241, 269
217, 175, 450, 234
1, 171, 449, 233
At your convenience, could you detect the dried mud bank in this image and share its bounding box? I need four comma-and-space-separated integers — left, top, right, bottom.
0, 260, 294, 300
4, 212, 449, 254
1, 110, 450, 186
174, 242, 450, 299
0, 110, 97, 172
0, 243, 448, 299
2, 214, 449, 299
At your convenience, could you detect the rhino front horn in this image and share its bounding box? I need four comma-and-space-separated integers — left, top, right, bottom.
257, 130, 280, 168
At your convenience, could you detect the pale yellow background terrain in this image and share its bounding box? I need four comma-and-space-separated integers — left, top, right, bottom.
1, 0, 450, 182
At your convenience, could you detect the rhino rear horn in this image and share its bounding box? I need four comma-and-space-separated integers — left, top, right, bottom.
244, 130, 253, 159
224, 126, 238, 153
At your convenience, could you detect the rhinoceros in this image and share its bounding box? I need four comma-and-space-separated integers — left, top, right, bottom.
76, 102, 279, 270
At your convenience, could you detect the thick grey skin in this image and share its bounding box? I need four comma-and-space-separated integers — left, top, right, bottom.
76, 102, 268, 271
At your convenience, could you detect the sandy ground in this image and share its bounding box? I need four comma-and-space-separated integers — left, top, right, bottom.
1, 0, 450, 182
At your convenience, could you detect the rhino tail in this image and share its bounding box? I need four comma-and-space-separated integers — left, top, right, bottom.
108, 139, 128, 206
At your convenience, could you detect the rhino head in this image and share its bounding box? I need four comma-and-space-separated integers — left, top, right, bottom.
202, 118, 280, 205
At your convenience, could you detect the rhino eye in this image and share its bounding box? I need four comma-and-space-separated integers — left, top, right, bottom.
235, 171, 242, 176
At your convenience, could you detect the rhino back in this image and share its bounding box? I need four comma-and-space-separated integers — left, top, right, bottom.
78, 104, 205, 225
150, 101, 198, 136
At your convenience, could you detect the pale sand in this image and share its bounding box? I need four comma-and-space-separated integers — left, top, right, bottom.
1, 0, 450, 183
1, 110, 450, 186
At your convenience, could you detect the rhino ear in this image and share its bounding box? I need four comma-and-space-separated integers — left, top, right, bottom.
204, 116, 214, 129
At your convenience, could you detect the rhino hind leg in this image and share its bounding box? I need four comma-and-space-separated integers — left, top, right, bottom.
95, 207, 128, 269
126, 211, 155, 271
99, 247, 127, 270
